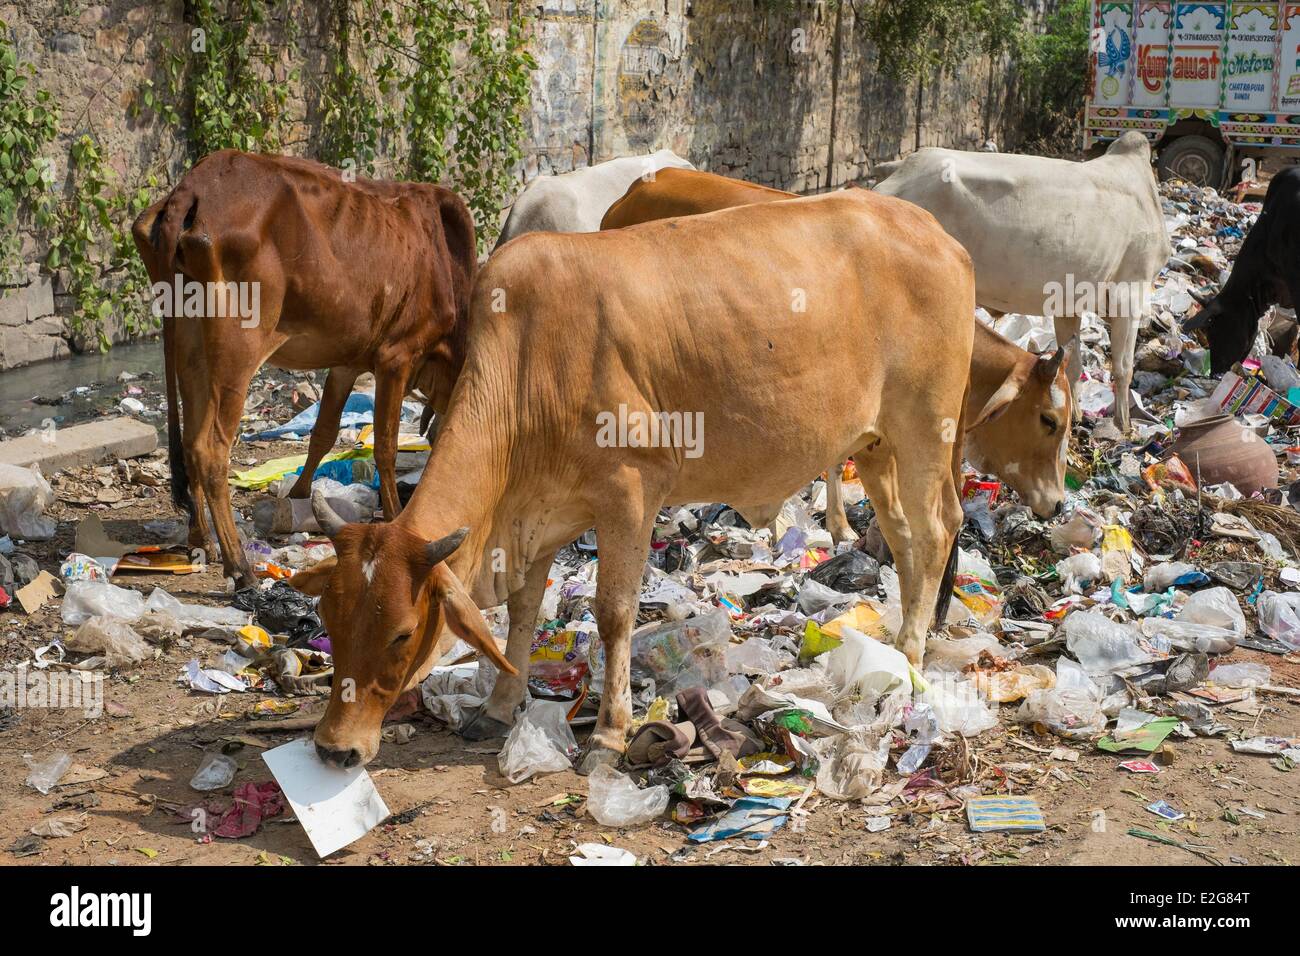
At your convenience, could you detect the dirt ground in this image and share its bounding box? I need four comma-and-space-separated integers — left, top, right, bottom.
1, 440, 1298, 867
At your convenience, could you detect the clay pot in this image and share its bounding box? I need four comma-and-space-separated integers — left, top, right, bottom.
1170, 414, 1279, 495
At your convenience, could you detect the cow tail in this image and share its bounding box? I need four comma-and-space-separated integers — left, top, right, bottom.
163, 313, 192, 517
152, 189, 196, 519
932, 382, 969, 629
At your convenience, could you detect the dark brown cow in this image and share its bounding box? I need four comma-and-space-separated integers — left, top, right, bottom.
132, 151, 475, 585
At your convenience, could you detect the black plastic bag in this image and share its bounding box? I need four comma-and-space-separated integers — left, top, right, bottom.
808, 549, 879, 593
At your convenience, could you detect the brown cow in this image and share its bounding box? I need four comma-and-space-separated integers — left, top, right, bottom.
131, 151, 475, 585
603, 167, 1073, 528
291, 189, 975, 768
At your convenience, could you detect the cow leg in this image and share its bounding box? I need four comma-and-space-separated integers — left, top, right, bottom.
1109, 312, 1139, 434
579, 483, 662, 773
187, 355, 266, 587
1053, 314, 1083, 423
287, 366, 361, 499
462, 550, 556, 741
186, 472, 215, 559
824, 461, 855, 543
372, 366, 411, 520
860, 449, 961, 666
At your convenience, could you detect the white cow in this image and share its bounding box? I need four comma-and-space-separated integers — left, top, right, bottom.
494, 149, 694, 249
874, 132, 1167, 431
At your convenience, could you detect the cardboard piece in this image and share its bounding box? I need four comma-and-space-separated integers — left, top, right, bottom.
73, 515, 136, 559
15, 571, 60, 614
262, 738, 389, 858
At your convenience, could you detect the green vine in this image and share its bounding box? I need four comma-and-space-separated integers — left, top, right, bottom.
44, 136, 157, 349
5, 1, 535, 350
0, 21, 58, 285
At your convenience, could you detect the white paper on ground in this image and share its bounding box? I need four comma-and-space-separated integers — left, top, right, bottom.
569, 842, 636, 866
262, 738, 390, 858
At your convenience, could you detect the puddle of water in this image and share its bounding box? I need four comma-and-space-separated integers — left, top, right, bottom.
0, 340, 165, 437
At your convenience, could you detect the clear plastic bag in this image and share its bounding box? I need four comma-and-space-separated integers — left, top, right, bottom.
61, 581, 146, 624
589, 608, 730, 696
23, 752, 72, 794
144, 587, 251, 628
190, 752, 238, 791
586, 763, 669, 826
1256, 591, 1300, 650
1177, 587, 1245, 636
497, 699, 577, 784
919, 676, 1000, 736
65, 616, 151, 667
813, 728, 891, 800
1064, 610, 1161, 674
0, 463, 56, 540
1209, 662, 1271, 687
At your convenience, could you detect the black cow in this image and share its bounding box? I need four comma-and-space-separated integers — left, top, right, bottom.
1186, 166, 1300, 374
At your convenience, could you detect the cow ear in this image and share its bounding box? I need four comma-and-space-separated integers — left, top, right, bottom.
429, 564, 518, 675
289, 556, 336, 596
970, 357, 1035, 429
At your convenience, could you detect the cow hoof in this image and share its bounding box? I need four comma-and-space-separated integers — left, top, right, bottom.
460, 708, 512, 741
576, 745, 621, 776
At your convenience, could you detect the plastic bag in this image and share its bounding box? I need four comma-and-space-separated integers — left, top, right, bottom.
498, 699, 576, 784
824, 626, 912, 701
1064, 610, 1162, 674
586, 764, 669, 826
813, 729, 890, 800
65, 616, 151, 667
190, 752, 238, 791
972, 664, 1056, 703
1016, 663, 1107, 740
589, 608, 730, 696
1055, 552, 1103, 594
950, 549, 1002, 624
1143, 561, 1201, 592
1050, 510, 1100, 553
23, 752, 72, 794
1209, 662, 1270, 687
725, 637, 792, 676
919, 677, 999, 736
808, 550, 880, 592
61, 581, 146, 624
1177, 587, 1245, 636
797, 577, 857, 616
145, 587, 250, 629
1256, 591, 1300, 650
0, 463, 57, 540
923, 633, 1006, 673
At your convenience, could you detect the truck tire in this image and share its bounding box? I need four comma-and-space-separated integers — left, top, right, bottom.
1157, 135, 1226, 188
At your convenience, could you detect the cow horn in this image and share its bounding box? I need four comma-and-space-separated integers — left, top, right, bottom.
311, 491, 348, 538
1036, 337, 1071, 381
425, 527, 470, 567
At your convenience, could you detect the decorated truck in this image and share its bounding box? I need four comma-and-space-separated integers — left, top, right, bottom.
1085, 1, 1300, 186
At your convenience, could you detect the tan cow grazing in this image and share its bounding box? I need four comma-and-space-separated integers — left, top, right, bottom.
132, 151, 475, 586
603, 168, 1074, 534
289, 189, 976, 769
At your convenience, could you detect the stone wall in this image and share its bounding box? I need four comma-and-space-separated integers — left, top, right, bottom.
0, 0, 1032, 369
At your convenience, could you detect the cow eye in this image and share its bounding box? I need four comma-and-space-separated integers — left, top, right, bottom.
1041, 415, 1057, 435
390, 632, 411, 647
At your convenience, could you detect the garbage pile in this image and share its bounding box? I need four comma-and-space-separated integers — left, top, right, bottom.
4, 177, 1299, 863
424, 176, 1300, 847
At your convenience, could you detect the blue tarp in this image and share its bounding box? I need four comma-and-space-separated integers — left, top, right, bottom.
243, 392, 376, 441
